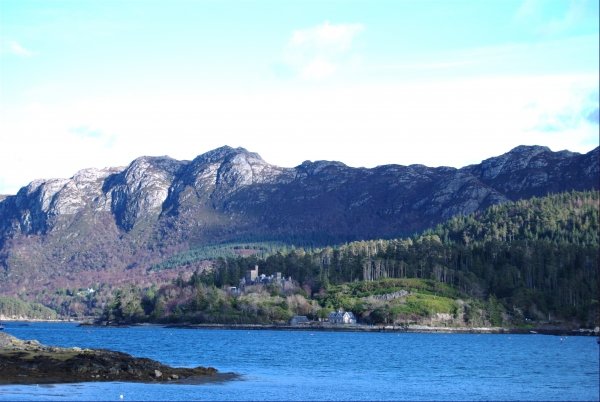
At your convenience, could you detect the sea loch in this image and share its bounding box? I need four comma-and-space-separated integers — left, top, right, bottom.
1, 322, 598, 401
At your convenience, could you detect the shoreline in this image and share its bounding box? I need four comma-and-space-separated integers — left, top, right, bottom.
162, 323, 600, 336
6, 319, 596, 337
0, 318, 82, 323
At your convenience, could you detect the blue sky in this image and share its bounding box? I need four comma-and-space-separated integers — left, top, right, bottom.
0, 0, 598, 194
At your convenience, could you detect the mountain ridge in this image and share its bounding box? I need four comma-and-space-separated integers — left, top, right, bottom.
0, 144, 598, 294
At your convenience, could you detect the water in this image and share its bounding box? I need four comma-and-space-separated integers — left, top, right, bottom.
1, 322, 598, 401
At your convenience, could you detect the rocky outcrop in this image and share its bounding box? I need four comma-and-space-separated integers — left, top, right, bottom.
462, 145, 599, 199
162, 146, 293, 216
0, 145, 597, 292
0, 167, 120, 239
0, 332, 224, 385
104, 156, 185, 231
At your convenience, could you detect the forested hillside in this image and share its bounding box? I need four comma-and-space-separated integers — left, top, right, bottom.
0, 296, 58, 320
100, 191, 598, 328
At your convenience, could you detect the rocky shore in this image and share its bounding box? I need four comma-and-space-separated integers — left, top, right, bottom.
0, 332, 232, 385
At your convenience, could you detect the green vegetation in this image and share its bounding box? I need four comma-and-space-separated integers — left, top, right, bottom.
97, 191, 600, 328
0, 296, 58, 320
149, 242, 289, 271
97, 275, 499, 327
99, 279, 318, 325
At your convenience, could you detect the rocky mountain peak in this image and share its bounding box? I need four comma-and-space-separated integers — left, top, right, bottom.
130, 155, 185, 172
174, 147, 259, 187
474, 145, 552, 180
71, 167, 121, 184
0, 144, 597, 290
508, 145, 551, 154
191, 146, 254, 165
462, 146, 599, 200
164, 146, 291, 214
215, 149, 288, 188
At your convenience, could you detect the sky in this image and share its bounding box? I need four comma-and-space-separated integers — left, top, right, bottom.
0, 0, 598, 195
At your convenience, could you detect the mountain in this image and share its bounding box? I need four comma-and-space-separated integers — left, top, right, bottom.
0, 145, 598, 294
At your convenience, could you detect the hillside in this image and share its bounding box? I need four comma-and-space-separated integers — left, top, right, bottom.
0, 145, 598, 296
0, 296, 58, 321
99, 191, 599, 328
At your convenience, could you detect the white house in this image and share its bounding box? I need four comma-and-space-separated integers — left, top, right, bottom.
328, 309, 357, 324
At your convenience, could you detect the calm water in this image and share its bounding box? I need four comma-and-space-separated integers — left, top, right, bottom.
0, 322, 598, 401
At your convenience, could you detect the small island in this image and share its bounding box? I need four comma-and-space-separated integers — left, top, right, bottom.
0, 332, 231, 385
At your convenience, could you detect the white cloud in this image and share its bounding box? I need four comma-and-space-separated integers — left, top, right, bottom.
284, 21, 364, 80
2, 40, 34, 57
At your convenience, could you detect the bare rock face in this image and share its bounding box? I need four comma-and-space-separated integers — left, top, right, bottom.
0, 145, 597, 291
417, 171, 510, 221
105, 156, 184, 231
0, 167, 120, 237
475, 145, 552, 180
163, 146, 293, 214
